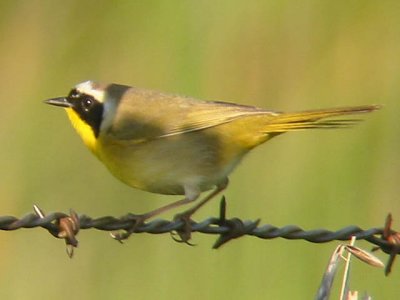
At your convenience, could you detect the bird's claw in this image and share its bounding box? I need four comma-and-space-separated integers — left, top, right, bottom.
171, 212, 196, 245
110, 213, 147, 242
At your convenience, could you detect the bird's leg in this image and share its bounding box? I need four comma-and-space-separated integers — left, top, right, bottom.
112, 179, 228, 242
111, 196, 197, 241
172, 179, 229, 243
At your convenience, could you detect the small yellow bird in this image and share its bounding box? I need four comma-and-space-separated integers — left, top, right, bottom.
45, 81, 379, 239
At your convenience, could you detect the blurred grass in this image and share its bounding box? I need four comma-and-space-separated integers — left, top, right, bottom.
0, 1, 399, 299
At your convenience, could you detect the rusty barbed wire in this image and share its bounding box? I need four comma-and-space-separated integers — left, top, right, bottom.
0, 198, 399, 273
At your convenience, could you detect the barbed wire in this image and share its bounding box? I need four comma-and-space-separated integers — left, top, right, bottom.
1, 198, 398, 274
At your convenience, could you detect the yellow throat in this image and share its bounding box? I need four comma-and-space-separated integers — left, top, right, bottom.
65, 107, 97, 153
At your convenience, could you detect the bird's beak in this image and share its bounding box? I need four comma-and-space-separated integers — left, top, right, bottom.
44, 97, 73, 108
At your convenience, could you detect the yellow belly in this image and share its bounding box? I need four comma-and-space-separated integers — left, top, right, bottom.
94, 120, 267, 195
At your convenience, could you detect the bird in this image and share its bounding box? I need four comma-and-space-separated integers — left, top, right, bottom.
44, 80, 379, 240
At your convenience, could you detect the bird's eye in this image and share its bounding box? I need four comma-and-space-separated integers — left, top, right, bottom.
81, 97, 93, 112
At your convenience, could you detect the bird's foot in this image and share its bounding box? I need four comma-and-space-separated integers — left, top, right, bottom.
110, 213, 147, 242
171, 211, 196, 246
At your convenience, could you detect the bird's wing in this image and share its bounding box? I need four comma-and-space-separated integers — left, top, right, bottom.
106, 87, 277, 141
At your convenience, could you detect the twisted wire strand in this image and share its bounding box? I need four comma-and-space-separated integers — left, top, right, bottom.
2, 200, 397, 278
0, 209, 390, 248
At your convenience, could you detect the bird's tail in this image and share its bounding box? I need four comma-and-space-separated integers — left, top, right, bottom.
264, 105, 380, 133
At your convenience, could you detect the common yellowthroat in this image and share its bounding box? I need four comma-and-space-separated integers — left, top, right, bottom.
45, 81, 379, 239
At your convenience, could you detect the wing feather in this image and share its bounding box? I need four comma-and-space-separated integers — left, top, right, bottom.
107, 87, 277, 141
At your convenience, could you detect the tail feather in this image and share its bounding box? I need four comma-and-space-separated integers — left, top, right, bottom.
265, 105, 380, 133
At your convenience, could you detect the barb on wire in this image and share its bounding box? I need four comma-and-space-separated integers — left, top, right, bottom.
0, 198, 399, 274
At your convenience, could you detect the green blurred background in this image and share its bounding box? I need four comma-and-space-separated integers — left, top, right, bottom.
0, 1, 398, 299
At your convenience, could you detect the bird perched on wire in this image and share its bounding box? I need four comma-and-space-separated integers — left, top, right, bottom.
45, 80, 379, 241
